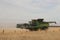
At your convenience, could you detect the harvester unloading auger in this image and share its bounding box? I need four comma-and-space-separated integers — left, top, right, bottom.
16, 19, 56, 31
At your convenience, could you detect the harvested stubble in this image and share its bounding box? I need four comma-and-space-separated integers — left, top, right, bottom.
0, 27, 60, 40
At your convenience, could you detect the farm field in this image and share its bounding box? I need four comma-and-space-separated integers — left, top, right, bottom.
0, 27, 60, 40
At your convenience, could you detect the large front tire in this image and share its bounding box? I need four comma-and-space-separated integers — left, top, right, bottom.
29, 28, 39, 31
40, 26, 48, 30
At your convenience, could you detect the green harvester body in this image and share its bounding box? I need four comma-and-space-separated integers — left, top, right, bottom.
17, 19, 56, 31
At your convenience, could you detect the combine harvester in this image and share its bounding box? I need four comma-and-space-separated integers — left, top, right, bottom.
16, 19, 56, 31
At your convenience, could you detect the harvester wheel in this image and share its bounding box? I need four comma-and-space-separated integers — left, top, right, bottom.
29, 28, 39, 31
29, 28, 34, 31
34, 28, 39, 31
40, 26, 48, 30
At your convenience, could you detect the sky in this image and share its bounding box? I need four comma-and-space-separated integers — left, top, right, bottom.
0, 0, 60, 28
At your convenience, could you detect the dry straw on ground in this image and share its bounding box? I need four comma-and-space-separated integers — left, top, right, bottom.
0, 27, 60, 40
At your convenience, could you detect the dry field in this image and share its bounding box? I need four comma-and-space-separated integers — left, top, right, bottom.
0, 27, 60, 40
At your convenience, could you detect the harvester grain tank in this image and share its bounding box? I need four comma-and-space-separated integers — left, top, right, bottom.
16, 19, 56, 31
